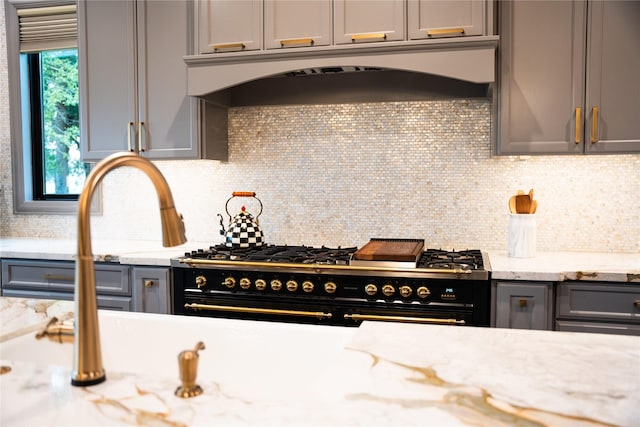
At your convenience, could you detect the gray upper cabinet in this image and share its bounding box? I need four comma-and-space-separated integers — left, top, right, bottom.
334, 0, 405, 45
584, 1, 640, 153
408, 0, 485, 40
264, 0, 332, 49
80, 0, 199, 161
497, 0, 640, 155
199, 0, 262, 53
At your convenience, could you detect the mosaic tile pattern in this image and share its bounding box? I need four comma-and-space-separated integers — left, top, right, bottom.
1, 4, 638, 253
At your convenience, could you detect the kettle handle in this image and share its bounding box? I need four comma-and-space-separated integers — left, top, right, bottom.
225, 192, 263, 222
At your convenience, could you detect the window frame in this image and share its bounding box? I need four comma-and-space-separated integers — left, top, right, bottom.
5, 0, 100, 215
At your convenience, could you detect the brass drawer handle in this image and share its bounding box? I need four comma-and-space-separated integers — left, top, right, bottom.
427, 27, 465, 37
280, 38, 314, 47
213, 42, 246, 51
344, 313, 465, 325
575, 107, 581, 144
351, 33, 387, 42
184, 303, 332, 319
44, 274, 74, 282
591, 106, 599, 143
634, 300, 640, 308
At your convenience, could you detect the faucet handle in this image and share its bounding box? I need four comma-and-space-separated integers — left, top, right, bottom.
36, 317, 75, 344
175, 341, 205, 398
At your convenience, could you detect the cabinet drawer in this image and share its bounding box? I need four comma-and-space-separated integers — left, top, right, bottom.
556, 282, 640, 323
556, 320, 640, 336
1, 289, 132, 312
1, 259, 130, 296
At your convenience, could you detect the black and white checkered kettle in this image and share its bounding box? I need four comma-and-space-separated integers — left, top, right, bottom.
217, 192, 265, 248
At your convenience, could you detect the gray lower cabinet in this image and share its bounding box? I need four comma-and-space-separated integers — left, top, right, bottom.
497, 0, 640, 154
1, 259, 173, 314
132, 267, 171, 314
494, 281, 554, 330
556, 282, 640, 336
1, 259, 132, 311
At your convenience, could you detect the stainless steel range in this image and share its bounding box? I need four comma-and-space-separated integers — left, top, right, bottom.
171, 239, 491, 327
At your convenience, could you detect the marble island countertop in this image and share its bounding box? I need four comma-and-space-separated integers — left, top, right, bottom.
1, 297, 639, 427
2, 238, 640, 282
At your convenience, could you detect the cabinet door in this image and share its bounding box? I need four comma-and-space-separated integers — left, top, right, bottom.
132, 267, 171, 314
497, 0, 587, 154
408, 0, 484, 40
264, 0, 331, 49
136, 0, 199, 159
79, 0, 137, 160
585, 0, 640, 153
334, 0, 404, 44
199, 0, 262, 53
495, 282, 553, 330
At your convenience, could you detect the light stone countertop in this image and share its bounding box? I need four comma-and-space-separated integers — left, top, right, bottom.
1, 238, 639, 281
1, 297, 639, 427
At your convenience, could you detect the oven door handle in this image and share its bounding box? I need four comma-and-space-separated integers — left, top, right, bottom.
184, 303, 333, 320
344, 313, 465, 325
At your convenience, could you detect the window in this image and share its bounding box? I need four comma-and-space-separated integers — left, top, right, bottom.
6, 1, 92, 213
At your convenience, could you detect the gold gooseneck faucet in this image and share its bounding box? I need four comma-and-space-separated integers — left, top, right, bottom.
72, 152, 187, 387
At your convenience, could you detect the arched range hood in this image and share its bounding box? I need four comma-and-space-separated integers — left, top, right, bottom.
184, 36, 499, 106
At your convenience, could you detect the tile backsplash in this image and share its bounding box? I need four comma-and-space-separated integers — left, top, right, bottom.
1, 5, 638, 254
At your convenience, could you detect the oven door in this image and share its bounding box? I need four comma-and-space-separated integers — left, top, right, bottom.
338, 300, 471, 326
182, 293, 343, 326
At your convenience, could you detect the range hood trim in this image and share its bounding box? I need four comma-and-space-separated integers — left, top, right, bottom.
185, 36, 499, 97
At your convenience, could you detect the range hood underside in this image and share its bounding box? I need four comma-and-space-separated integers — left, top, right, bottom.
185, 37, 498, 106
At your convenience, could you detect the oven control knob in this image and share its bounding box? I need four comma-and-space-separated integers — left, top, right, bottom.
222, 277, 236, 289
382, 284, 395, 297
365, 284, 378, 296
271, 279, 282, 291
255, 279, 267, 291
239, 277, 251, 290
324, 282, 337, 294
195, 275, 207, 289
417, 286, 431, 298
399, 285, 412, 298
302, 281, 314, 293
286, 280, 298, 292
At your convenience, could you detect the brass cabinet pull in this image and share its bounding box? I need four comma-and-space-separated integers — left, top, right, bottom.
280, 38, 314, 47
127, 121, 135, 152
213, 42, 246, 51
184, 303, 332, 319
591, 107, 599, 143
633, 300, 640, 308
344, 313, 465, 325
44, 273, 74, 281
144, 280, 155, 288
519, 299, 528, 308
351, 33, 387, 42
575, 107, 581, 144
427, 27, 465, 37
138, 121, 145, 152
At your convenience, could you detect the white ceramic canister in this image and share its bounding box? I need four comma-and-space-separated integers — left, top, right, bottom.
508, 214, 536, 258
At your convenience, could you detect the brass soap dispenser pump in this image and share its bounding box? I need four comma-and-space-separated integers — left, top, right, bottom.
175, 341, 206, 398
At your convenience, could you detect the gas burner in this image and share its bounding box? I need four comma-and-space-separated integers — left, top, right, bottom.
186, 244, 357, 265
418, 249, 483, 271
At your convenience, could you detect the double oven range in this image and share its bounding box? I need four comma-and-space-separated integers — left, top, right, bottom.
172, 239, 491, 327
